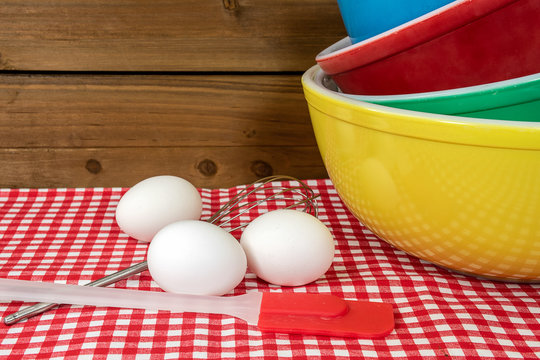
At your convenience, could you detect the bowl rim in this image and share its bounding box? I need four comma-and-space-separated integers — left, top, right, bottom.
316, 0, 519, 74
302, 65, 540, 150
338, 72, 540, 102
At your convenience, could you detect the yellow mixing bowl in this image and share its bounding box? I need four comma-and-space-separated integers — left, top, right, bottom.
302, 65, 540, 281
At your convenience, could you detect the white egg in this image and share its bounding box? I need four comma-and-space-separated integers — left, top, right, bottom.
115, 175, 202, 242
240, 209, 334, 286
147, 220, 247, 296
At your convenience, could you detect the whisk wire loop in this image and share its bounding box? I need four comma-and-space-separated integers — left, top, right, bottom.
207, 175, 318, 226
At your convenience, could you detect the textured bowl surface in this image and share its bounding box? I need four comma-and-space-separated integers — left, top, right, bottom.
332, 72, 540, 122
337, 0, 453, 44
317, 0, 540, 95
303, 65, 540, 281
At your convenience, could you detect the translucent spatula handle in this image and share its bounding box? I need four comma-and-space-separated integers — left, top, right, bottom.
3, 261, 149, 325
0, 278, 262, 325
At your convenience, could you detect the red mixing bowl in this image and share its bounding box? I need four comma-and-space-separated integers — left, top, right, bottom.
316, 0, 540, 95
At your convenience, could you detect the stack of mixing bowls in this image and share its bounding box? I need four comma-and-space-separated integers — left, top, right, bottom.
302, 0, 540, 281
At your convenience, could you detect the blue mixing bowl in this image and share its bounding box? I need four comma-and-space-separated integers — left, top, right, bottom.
337, 0, 455, 44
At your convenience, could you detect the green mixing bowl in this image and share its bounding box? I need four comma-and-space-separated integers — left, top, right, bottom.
335, 72, 540, 121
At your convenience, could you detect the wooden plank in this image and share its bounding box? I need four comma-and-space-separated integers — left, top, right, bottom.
0, 73, 328, 188
0, 147, 327, 189
0, 73, 316, 147
0, 0, 345, 71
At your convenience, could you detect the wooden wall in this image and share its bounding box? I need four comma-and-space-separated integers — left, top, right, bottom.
0, 0, 345, 188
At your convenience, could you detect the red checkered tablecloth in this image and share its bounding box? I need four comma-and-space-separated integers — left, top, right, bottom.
0, 179, 539, 359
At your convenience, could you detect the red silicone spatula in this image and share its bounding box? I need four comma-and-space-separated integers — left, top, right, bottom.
0, 278, 394, 338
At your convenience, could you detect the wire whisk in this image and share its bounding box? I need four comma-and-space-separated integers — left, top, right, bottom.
4, 175, 319, 325
207, 175, 318, 231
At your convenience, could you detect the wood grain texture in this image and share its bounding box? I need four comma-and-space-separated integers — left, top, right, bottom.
0, 1, 339, 188
0, 73, 316, 148
0, 0, 345, 71
0, 147, 325, 189
0, 73, 328, 188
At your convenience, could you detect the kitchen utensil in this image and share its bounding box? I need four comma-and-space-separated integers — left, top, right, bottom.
0, 278, 394, 338
333, 71, 540, 122
302, 64, 540, 281
337, 0, 453, 44
4, 175, 318, 325
317, 0, 540, 95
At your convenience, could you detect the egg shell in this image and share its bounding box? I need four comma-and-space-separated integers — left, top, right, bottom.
147, 220, 247, 296
240, 209, 335, 286
115, 175, 202, 242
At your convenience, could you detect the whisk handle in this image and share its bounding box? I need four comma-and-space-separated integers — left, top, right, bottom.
3, 261, 149, 325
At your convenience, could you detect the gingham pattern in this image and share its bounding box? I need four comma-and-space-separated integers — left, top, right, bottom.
0, 179, 539, 360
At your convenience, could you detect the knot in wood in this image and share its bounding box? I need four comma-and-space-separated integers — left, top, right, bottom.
85, 159, 102, 174
223, 0, 239, 11
197, 159, 218, 177
250, 160, 273, 178
243, 129, 256, 138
